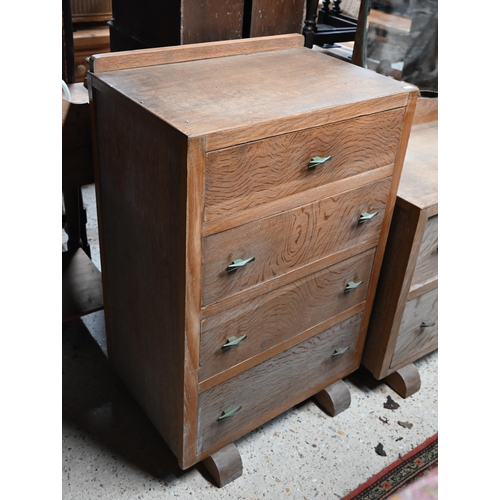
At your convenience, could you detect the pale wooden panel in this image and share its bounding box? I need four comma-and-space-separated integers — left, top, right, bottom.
205, 108, 404, 221
200, 248, 376, 383
411, 215, 438, 288
202, 177, 391, 306
390, 288, 438, 371
197, 313, 363, 454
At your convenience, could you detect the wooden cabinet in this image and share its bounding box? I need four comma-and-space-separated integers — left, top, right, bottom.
88, 35, 417, 485
362, 100, 438, 398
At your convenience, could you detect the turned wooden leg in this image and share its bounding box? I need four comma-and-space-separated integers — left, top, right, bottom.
202, 443, 242, 487
313, 379, 351, 417
384, 363, 421, 398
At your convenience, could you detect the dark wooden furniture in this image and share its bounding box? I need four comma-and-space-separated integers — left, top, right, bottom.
362, 98, 437, 397
88, 34, 417, 485
303, 0, 360, 49
108, 0, 306, 51
70, 0, 112, 23
62, 84, 104, 323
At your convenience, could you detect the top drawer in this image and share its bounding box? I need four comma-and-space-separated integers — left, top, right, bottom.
204, 108, 405, 221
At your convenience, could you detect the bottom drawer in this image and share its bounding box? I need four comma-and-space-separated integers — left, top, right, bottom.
197, 312, 363, 454
390, 287, 438, 371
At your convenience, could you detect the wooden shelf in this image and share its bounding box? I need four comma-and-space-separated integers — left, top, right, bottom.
62, 248, 104, 323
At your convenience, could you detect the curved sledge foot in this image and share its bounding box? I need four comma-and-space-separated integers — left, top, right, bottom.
202, 442, 243, 487
313, 379, 351, 417
384, 363, 421, 398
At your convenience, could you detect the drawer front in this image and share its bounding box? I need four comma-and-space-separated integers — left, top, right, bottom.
411, 214, 438, 287
391, 287, 438, 370
197, 312, 362, 454
202, 176, 390, 306
204, 108, 405, 221
200, 248, 376, 383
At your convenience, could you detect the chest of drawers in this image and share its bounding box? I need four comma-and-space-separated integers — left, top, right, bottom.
362, 101, 438, 398
88, 34, 417, 485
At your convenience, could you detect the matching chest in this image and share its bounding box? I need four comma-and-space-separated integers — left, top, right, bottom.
362, 111, 438, 397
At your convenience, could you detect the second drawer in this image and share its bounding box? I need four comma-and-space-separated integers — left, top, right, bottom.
202, 176, 391, 306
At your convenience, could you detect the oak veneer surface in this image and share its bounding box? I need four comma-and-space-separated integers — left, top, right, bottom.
89, 36, 417, 472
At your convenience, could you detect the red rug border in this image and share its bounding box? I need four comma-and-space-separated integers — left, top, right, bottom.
341, 433, 438, 500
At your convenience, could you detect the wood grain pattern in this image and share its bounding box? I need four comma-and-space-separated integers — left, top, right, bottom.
411, 215, 438, 288
200, 248, 376, 383
390, 287, 438, 371
197, 313, 362, 454
202, 177, 391, 306
205, 108, 404, 221
203, 165, 394, 236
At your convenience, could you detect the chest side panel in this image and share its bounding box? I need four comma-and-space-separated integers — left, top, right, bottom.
91, 85, 190, 460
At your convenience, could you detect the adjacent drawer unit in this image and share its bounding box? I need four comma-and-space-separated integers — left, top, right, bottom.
362, 113, 438, 398
89, 35, 417, 477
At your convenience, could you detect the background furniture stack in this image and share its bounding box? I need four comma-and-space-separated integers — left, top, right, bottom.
87, 34, 418, 486
70, 0, 112, 82
108, 0, 308, 51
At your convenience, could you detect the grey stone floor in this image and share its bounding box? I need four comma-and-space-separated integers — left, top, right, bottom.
62, 185, 438, 500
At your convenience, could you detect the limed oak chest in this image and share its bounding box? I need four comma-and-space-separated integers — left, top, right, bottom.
88, 35, 417, 485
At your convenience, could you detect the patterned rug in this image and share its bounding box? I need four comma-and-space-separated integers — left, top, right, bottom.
342, 434, 438, 500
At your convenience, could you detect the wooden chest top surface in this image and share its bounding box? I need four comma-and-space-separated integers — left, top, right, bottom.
91, 46, 414, 140
398, 120, 438, 211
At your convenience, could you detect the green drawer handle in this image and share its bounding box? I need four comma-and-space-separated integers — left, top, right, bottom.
217, 405, 242, 421
225, 257, 255, 273
420, 321, 436, 328
332, 346, 350, 358
358, 211, 378, 224
307, 155, 332, 169
221, 335, 248, 351
344, 280, 363, 293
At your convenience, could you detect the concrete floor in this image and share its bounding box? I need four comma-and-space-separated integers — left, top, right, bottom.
62, 185, 438, 499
